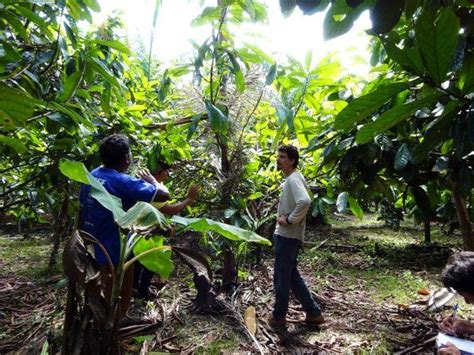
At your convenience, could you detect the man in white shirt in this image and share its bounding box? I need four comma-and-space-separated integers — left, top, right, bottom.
268, 144, 324, 328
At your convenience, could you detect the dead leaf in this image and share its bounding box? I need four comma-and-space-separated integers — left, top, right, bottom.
417, 288, 430, 296
244, 306, 257, 336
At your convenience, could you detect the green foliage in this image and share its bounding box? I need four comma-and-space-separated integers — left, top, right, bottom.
355, 93, 442, 144
415, 9, 460, 84
172, 216, 271, 245
2, 0, 474, 259
133, 236, 173, 279
334, 82, 409, 132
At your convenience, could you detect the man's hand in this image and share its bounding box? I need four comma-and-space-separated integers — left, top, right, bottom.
277, 215, 288, 226
440, 316, 474, 336
137, 168, 159, 186
187, 184, 200, 202
438, 342, 461, 355
440, 316, 456, 335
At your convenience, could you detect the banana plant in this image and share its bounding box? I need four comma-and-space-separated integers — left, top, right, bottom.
59, 158, 269, 353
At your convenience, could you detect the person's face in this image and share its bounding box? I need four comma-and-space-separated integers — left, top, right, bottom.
458, 290, 474, 305
153, 168, 170, 183
121, 150, 132, 172
276, 151, 294, 173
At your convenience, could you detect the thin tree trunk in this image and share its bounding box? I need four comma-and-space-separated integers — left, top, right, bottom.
49, 189, 70, 267
452, 188, 474, 250
423, 219, 431, 244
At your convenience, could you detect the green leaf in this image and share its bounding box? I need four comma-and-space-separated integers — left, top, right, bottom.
235, 70, 245, 93
47, 112, 77, 134
334, 82, 409, 132
90, 39, 130, 54
87, 57, 121, 88
116, 202, 169, 231
298, 0, 328, 15
412, 101, 458, 163
355, 93, 442, 144
40, 340, 49, 355
205, 100, 228, 134
382, 38, 424, 75
14, 5, 55, 40
226, 50, 246, 93
336, 192, 348, 213
458, 51, 474, 94
394, 143, 411, 171
0, 135, 27, 153
82, 0, 101, 12
266, 63, 277, 85
59, 159, 125, 220
133, 236, 173, 279
2, 11, 28, 39
370, 0, 405, 34
59, 158, 90, 185
323, 0, 367, 40
280, 0, 297, 15
0, 83, 44, 130
416, 9, 460, 84
49, 102, 94, 130
243, 43, 275, 64
192, 6, 221, 26
172, 216, 271, 245
133, 335, 154, 344
347, 196, 363, 219
276, 103, 295, 132
58, 71, 82, 102
64, 22, 77, 46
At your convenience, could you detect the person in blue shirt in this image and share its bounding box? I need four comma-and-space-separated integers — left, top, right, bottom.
133, 159, 200, 299
79, 134, 170, 313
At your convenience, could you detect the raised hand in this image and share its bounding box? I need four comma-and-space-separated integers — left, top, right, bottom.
187, 184, 200, 202
137, 168, 159, 186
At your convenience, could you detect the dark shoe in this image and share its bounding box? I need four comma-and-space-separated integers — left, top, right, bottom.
304, 313, 325, 325
267, 315, 286, 328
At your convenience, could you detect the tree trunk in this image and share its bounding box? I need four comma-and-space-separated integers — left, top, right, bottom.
218, 135, 232, 209
49, 189, 70, 267
423, 219, 431, 244
452, 188, 474, 250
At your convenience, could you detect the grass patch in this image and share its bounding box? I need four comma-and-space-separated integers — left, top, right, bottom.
194, 335, 238, 354
0, 236, 62, 278
353, 269, 428, 304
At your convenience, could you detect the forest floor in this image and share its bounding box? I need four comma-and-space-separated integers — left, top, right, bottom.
1, 214, 472, 353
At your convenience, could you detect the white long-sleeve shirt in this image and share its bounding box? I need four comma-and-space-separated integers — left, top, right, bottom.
274, 170, 312, 240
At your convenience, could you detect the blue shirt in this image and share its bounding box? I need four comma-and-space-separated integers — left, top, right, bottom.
79, 167, 157, 266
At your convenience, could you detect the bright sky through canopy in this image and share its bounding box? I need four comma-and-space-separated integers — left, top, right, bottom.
95, 0, 372, 74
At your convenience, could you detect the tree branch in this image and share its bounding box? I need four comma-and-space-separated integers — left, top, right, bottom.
144, 113, 208, 130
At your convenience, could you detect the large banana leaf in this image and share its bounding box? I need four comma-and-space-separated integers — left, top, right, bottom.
59, 159, 125, 220
133, 236, 173, 279
172, 216, 271, 245
116, 202, 168, 231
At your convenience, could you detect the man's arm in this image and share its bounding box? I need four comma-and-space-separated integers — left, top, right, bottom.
277, 177, 311, 226
441, 316, 474, 336
159, 184, 199, 216
153, 187, 170, 203
287, 177, 311, 224
136, 168, 170, 202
